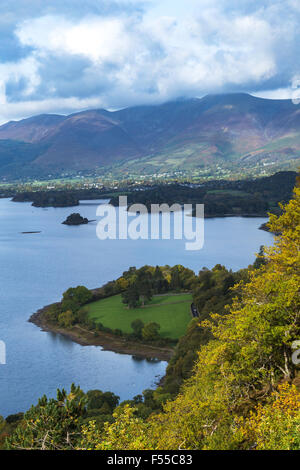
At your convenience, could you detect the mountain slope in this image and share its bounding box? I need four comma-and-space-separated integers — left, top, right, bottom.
0, 93, 300, 179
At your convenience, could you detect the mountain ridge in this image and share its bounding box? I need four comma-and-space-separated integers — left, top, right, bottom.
0, 93, 300, 179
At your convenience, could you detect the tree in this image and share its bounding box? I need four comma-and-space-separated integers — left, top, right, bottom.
80, 405, 150, 450
79, 182, 300, 450
143, 185, 300, 450
116, 276, 129, 291
6, 385, 86, 450
45, 303, 61, 323
136, 267, 153, 306
58, 310, 75, 328
238, 383, 300, 450
61, 286, 92, 314
122, 283, 140, 309
142, 322, 161, 341
253, 245, 267, 269
86, 390, 119, 414
102, 392, 120, 411
131, 319, 145, 338
153, 266, 168, 294
138, 279, 153, 307
170, 266, 181, 291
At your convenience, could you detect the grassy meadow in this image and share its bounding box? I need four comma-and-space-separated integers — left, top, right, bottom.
87, 293, 192, 340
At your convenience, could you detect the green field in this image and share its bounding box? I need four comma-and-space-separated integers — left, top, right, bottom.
87, 293, 193, 340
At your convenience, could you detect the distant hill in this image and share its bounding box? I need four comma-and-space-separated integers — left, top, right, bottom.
0, 93, 300, 179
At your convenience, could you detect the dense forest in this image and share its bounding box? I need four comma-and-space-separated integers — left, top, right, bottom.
110, 171, 297, 217
11, 188, 112, 207
7, 171, 297, 215
1, 176, 299, 450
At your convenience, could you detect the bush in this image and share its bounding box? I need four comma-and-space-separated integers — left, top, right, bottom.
5, 413, 24, 425
142, 322, 161, 341
57, 310, 75, 328
114, 329, 123, 336
237, 383, 300, 450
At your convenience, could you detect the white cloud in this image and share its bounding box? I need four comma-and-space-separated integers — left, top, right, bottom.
0, 0, 298, 121
253, 75, 300, 103
13, 10, 278, 94
0, 95, 106, 125
0, 55, 40, 97
16, 15, 135, 64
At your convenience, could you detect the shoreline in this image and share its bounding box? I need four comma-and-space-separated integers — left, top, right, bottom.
29, 305, 174, 362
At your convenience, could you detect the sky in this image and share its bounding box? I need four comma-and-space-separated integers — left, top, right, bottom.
0, 0, 299, 124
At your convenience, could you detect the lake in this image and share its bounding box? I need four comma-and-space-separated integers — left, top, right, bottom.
0, 198, 274, 416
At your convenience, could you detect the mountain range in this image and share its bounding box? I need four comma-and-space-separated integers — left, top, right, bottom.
0, 93, 300, 180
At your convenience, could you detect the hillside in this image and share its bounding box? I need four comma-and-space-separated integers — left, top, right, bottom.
3, 181, 300, 450
1, 93, 300, 180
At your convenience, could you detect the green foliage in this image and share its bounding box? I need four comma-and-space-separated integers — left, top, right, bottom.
6, 384, 87, 450
80, 183, 300, 450
111, 171, 297, 218
13, 190, 79, 207
61, 286, 92, 314
137, 276, 153, 307
5, 412, 24, 425
80, 405, 151, 450
162, 265, 246, 396
58, 310, 75, 328
77, 306, 89, 325
131, 319, 145, 338
0, 416, 5, 432
253, 245, 267, 270
142, 322, 161, 341
237, 383, 300, 450
153, 266, 169, 294
45, 304, 61, 323
170, 266, 181, 291
5, 386, 120, 450
121, 264, 196, 309
122, 283, 140, 309
84, 390, 120, 428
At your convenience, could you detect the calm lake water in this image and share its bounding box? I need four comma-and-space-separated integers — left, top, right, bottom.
0, 198, 273, 416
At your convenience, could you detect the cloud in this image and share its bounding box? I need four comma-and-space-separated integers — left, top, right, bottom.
0, 0, 299, 123
16, 15, 136, 65
0, 93, 107, 124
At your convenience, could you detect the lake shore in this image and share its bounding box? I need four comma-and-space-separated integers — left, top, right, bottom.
29, 305, 174, 362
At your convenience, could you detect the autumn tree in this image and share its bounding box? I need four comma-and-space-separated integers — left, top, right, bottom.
58, 310, 75, 328
142, 322, 161, 341
80, 183, 300, 450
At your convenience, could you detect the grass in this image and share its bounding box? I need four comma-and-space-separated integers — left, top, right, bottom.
87, 293, 193, 340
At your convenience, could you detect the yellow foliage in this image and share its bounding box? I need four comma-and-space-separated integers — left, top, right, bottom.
238, 383, 300, 450
80, 184, 300, 450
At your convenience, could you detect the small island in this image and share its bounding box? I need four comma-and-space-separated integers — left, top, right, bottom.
12, 191, 79, 207
62, 213, 89, 225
